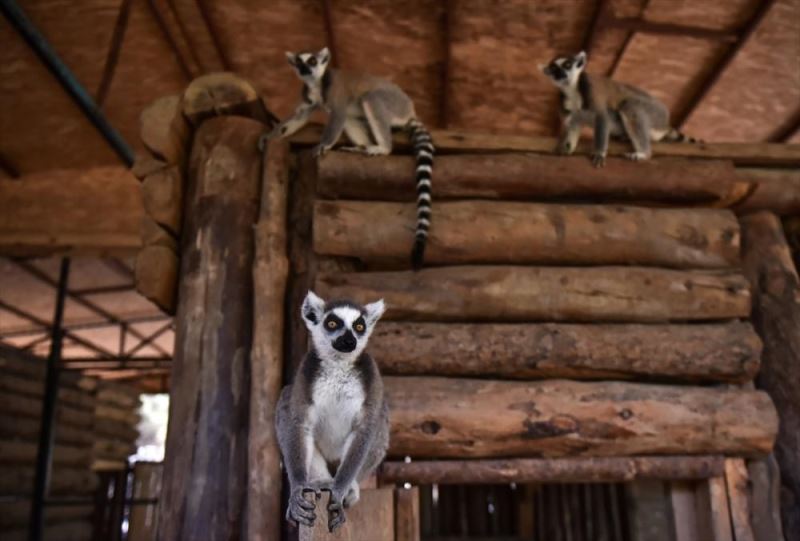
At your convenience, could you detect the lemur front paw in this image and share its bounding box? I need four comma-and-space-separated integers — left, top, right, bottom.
557, 140, 574, 155
591, 152, 606, 168
326, 490, 347, 532
312, 144, 331, 158
286, 487, 318, 527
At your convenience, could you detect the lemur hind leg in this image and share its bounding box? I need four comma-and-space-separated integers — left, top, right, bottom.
619, 100, 652, 161
361, 92, 394, 156
340, 118, 374, 152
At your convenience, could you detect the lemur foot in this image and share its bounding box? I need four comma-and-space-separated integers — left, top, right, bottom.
362, 145, 390, 156
624, 151, 649, 162
556, 141, 574, 155
343, 482, 360, 508
286, 487, 318, 527
327, 494, 347, 533
591, 152, 607, 168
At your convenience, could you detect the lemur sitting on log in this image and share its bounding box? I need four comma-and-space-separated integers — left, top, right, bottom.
259, 47, 434, 269
275, 291, 390, 533
540, 51, 698, 167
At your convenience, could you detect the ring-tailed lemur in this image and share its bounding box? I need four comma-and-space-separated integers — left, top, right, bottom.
275, 291, 390, 532
259, 47, 434, 269
540, 51, 699, 167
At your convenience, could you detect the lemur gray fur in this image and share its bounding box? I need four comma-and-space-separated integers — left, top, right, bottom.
275, 291, 390, 532
540, 51, 698, 167
259, 47, 434, 269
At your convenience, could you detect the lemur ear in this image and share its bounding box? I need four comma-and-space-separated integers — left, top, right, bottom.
575, 51, 587, 68
301, 291, 325, 329
364, 299, 386, 326
285, 51, 297, 66
318, 47, 330, 65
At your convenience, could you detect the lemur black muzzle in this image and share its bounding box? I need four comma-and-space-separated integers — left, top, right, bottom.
332, 331, 357, 353
546, 63, 567, 82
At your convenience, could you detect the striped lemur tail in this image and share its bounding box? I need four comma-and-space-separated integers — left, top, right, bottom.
407, 119, 434, 270
663, 128, 702, 144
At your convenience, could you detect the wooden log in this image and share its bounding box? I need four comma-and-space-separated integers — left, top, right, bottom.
4, 520, 92, 541
182, 72, 275, 127
314, 200, 741, 268
316, 152, 741, 204
316, 266, 751, 323
740, 211, 800, 539
747, 456, 785, 541
293, 125, 800, 166
93, 418, 139, 442
0, 416, 92, 446
380, 456, 725, 485
96, 382, 141, 408
735, 168, 800, 215
0, 500, 93, 528
135, 244, 179, 314
95, 404, 140, 426
0, 440, 91, 467
0, 166, 142, 257
247, 141, 289, 541
157, 116, 261, 541
0, 466, 98, 496
0, 373, 96, 410
299, 488, 395, 541
140, 216, 177, 250
369, 321, 760, 383
139, 95, 190, 164
696, 477, 734, 541
141, 166, 183, 235
724, 458, 756, 541
93, 439, 136, 460
384, 377, 777, 459
131, 155, 168, 180
395, 486, 420, 541
2, 390, 94, 429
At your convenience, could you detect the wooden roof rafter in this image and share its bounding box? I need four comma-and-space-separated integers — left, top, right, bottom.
321, 0, 340, 67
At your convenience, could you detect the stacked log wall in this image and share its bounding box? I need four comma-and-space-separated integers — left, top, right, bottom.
0, 346, 142, 539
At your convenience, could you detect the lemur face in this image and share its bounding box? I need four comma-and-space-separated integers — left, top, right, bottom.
301, 291, 385, 362
540, 51, 587, 88
285, 47, 331, 83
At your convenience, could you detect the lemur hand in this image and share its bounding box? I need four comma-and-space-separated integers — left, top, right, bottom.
312, 144, 331, 158
286, 487, 318, 527
326, 487, 347, 532
591, 152, 606, 168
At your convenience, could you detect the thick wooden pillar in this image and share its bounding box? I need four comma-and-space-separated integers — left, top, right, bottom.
741, 211, 800, 540
157, 116, 262, 541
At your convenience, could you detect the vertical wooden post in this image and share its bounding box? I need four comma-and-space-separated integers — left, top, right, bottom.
247, 141, 290, 541
156, 116, 262, 541
740, 211, 800, 540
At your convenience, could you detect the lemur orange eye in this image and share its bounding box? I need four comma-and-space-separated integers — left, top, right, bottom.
307, 57, 318, 67
327, 320, 337, 329
355, 323, 365, 332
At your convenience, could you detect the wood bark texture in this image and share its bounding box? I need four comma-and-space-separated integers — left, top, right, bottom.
316, 266, 751, 322
740, 211, 800, 541
156, 116, 261, 541
369, 321, 761, 383
384, 377, 777, 459
314, 200, 740, 268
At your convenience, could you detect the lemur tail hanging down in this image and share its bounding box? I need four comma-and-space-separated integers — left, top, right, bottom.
540, 51, 700, 167
259, 47, 434, 270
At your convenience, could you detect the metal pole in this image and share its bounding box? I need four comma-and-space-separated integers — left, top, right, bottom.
29, 258, 71, 541
0, 0, 135, 166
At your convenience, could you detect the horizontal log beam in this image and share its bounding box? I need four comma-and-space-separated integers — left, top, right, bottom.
0, 166, 143, 257
380, 456, 726, 485
369, 321, 761, 383
314, 200, 740, 268
316, 152, 741, 204
385, 377, 778, 459
293, 125, 800, 166
734, 168, 800, 216
316, 266, 751, 323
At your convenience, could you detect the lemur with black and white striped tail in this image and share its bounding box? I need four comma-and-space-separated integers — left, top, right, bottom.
260, 47, 434, 269
540, 51, 699, 168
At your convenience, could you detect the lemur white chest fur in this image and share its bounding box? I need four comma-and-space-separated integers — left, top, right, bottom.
310, 361, 365, 461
